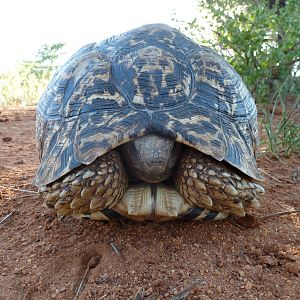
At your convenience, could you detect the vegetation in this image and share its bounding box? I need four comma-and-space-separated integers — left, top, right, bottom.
0, 43, 64, 107
179, 0, 300, 156
1, 1, 299, 156
261, 76, 300, 157
182, 0, 300, 101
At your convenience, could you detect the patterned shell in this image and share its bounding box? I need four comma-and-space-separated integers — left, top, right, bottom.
35, 24, 262, 186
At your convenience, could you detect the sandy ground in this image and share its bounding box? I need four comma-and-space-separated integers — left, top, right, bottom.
0, 107, 299, 300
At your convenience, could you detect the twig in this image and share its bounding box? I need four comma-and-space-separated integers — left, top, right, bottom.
227, 219, 248, 230
259, 209, 300, 220
282, 178, 298, 184
73, 256, 101, 300
170, 279, 207, 300
228, 214, 259, 229
259, 169, 281, 182
110, 242, 122, 256
228, 210, 300, 229
73, 267, 89, 300
134, 287, 144, 300
0, 185, 38, 194
14, 194, 39, 199
291, 167, 299, 182
1, 194, 39, 200
0, 210, 15, 225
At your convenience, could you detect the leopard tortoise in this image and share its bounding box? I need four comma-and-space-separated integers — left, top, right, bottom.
35, 23, 264, 221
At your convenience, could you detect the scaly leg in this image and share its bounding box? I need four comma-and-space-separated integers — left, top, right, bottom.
40, 150, 128, 220
174, 149, 264, 218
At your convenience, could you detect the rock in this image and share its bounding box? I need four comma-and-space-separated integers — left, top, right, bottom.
259, 255, 278, 267
96, 273, 109, 284
14, 160, 24, 165
2, 137, 12, 142
285, 262, 300, 275
144, 287, 153, 296
13, 268, 23, 275
245, 281, 253, 290
216, 259, 224, 268
236, 214, 259, 228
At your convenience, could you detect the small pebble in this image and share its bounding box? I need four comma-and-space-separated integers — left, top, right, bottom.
2, 137, 12, 142
0, 117, 9, 122
285, 262, 300, 275
259, 255, 278, 267
14, 160, 24, 165
245, 281, 253, 290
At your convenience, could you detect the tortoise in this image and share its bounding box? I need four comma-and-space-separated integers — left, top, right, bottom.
34, 23, 264, 222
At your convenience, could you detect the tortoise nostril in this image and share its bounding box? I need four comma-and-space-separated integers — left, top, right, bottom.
150, 149, 162, 160
150, 159, 163, 164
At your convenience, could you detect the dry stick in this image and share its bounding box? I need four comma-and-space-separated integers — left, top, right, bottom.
73, 266, 89, 300
0, 185, 38, 194
14, 194, 39, 199
170, 279, 207, 300
2, 194, 39, 200
1, 194, 35, 200
134, 287, 145, 300
259, 169, 282, 182
259, 169, 296, 184
259, 209, 300, 220
282, 178, 298, 184
227, 219, 248, 230
110, 242, 122, 256
230, 209, 300, 229
73, 256, 100, 300
0, 210, 15, 225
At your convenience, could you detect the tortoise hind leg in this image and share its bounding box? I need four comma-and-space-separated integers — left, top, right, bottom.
174, 148, 264, 219
40, 150, 128, 220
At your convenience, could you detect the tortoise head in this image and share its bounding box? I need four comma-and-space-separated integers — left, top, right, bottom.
120, 134, 182, 183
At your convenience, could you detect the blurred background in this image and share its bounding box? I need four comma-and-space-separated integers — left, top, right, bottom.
0, 0, 299, 156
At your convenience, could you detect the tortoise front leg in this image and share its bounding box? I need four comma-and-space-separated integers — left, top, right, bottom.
40, 150, 128, 220
174, 149, 264, 218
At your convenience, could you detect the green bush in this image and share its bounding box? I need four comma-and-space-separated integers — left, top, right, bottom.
178, 0, 300, 156
181, 0, 300, 103
261, 76, 300, 157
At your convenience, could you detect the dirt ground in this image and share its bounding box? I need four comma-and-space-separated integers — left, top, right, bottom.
0, 107, 299, 300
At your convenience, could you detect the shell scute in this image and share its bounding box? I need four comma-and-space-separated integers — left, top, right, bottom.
35, 24, 261, 186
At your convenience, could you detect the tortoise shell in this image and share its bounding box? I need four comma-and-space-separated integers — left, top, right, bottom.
35, 23, 262, 186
